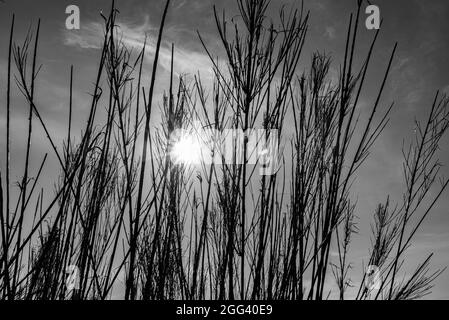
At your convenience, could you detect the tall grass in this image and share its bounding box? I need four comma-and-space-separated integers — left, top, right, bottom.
0, 0, 448, 300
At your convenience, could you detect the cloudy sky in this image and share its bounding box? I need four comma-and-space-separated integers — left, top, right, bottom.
1, 0, 449, 299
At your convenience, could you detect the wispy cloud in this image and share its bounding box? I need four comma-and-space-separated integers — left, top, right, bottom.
63, 23, 103, 49
63, 16, 214, 79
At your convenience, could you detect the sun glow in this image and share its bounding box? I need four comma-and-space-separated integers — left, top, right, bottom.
170, 133, 204, 165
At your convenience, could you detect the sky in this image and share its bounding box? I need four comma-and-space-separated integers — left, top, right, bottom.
0, 0, 449, 299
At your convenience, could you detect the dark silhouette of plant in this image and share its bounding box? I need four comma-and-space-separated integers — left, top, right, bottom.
0, 0, 447, 300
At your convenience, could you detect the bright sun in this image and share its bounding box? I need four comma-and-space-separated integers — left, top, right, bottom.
170, 133, 203, 165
